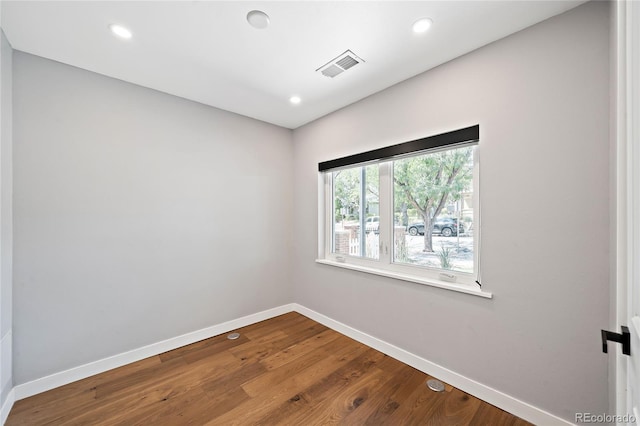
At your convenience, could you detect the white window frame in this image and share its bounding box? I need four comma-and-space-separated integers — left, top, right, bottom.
317, 144, 492, 299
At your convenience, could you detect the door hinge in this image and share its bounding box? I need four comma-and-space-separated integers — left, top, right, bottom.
601, 326, 631, 356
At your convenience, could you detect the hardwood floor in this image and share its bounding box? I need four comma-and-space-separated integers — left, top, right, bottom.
7, 312, 531, 425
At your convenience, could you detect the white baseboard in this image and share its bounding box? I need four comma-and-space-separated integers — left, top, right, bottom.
291, 304, 573, 426
10, 302, 570, 426
1, 388, 15, 425
13, 304, 295, 400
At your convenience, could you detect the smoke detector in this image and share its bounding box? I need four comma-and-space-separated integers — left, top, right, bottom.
316, 50, 365, 78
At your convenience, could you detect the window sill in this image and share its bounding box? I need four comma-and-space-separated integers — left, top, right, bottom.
315, 259, 493, 299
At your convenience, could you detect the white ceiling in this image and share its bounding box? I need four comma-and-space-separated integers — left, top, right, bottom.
2, 1, 586, 129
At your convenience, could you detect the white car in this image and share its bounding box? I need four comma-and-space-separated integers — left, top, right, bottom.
365, 216, 379, 233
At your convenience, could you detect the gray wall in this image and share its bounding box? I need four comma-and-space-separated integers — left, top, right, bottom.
292, 2, 610, 422
12, 52, 294, 384
0, 29, 13, 406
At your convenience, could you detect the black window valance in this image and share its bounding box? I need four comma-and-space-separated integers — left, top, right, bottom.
318, 124, 479, 172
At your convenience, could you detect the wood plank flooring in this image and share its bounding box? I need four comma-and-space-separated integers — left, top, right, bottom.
7, 312, 531, 425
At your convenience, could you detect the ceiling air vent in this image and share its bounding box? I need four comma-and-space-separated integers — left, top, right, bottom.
317, 50, 364, 78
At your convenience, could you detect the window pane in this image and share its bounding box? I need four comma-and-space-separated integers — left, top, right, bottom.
332, 164, 379, 259
393, 146, 475, 273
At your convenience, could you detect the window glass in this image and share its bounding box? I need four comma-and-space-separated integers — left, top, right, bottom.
332, 164, 379, 259
393, 146, 475, 273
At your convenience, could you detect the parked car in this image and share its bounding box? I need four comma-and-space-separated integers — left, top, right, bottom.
407, 217, 464, 237
365, 216, 379, 233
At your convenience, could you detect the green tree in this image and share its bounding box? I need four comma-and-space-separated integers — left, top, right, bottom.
333, 165, 378, 224
333, 168, 360, 223
394, 147, 473, 252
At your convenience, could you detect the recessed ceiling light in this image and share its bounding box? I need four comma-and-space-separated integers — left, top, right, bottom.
109, 24, 132, 39
289, 96, 301, 105
412, 18, 433, 34
247, 10, 270, 29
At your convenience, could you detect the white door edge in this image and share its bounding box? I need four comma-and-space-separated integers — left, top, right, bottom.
614, 0, 640, 423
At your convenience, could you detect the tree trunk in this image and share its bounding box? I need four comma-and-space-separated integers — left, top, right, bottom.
423, 214, 434, 252
401, 202, 409, 227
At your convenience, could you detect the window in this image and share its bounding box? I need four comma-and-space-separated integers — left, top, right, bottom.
393, 146, 475, 274
318, 126, 490, 298
332, 164, 379, 259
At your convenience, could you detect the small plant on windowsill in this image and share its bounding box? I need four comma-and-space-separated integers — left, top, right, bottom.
438, 245, 453, 270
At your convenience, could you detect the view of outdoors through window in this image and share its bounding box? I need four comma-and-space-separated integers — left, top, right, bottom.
331, 145, 475, 274
394, 146, 475, 273
332, 164, 379, 259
